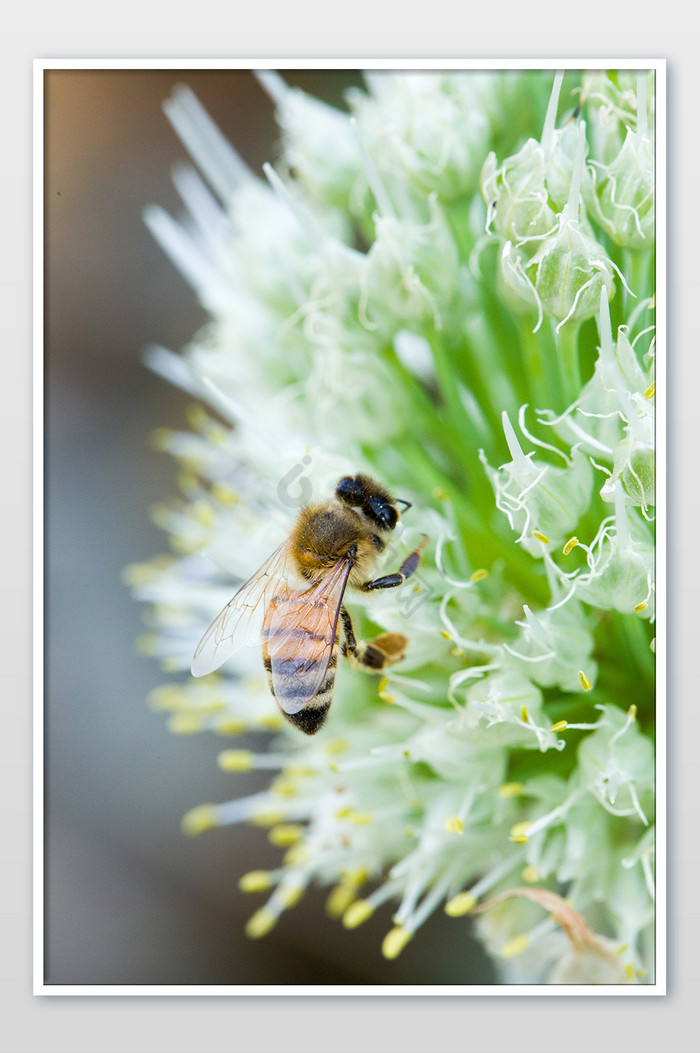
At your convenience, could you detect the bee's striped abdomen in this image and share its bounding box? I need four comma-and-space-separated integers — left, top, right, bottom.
262, 591, 340, 735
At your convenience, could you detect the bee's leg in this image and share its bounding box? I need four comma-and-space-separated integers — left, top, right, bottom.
360, 534, 428, 592
340, 606, 408, 672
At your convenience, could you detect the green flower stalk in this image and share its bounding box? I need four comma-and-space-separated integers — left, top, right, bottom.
127, 68, 657, 985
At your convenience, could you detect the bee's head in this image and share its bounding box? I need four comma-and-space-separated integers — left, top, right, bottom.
336, 474, 411, 532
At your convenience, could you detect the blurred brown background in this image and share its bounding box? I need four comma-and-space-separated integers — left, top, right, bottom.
43, 66, 493, 986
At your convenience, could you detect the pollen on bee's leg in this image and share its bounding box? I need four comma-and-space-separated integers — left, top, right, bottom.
349, 632, 409, 673
371, 632, 409, 663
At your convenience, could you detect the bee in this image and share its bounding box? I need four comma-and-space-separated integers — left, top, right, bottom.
191, 473, 427, 734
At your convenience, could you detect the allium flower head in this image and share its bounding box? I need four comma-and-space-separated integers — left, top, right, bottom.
128, 66, 659, 986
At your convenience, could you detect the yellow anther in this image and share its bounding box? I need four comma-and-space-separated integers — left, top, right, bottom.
268, 824, 305, 847
270, 777, 299, 798
532, 530, 550, 544
178, 468, 198, 495
214, 718, 249, 737
644, 381, 656, 399
282, 843, 308, 867
550, 720, 568, 733
245, 907, 278, 940
562, 536, 579, 555
168, 712, 205, 735
278, 884, 305, 909
628, 704, 637, 720
147, 685, 185, 712
341, 865, 368, 886
634, 601, 648, 613
285, 764, 315, 779
440, 630, 452, 641
136, 632, 159, 656
625, 962, 636, 980
444, 892, 476, 917
326, 883, 357, 919
509, 821, 532, 844
498, 782, 524, 799
249, 810, 285, 828
192, 500, 215, 526
238, 870, 274, 893
161, 655, 186, 672
346, 811, 373, 826
217, 749, 254, 772
150, 426, 173, 452
445, 816, 464, 834
181, 804, 219, 836
377, 676, 389, 692
501, 934, 530, 958
211, 482, 239, 505
520, 705, 530, 723
343, 899, 375, 929
470, 568, 489, 582
325, 738, 349, 756
578, 670, 592, 692
122, 559, 161, 586
256, 713, 284, 731
185, 403, 208, 430
379, 690, 396, 703
382, 925, 413, 960
522, 865, 540, 883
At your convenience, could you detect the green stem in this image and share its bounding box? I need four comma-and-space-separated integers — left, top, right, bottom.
555, 320, 582, 408
519, 321, 563, 412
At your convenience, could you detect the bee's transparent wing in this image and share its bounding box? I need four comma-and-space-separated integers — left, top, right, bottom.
191, 540, 293, 677
265, 553, 353, 715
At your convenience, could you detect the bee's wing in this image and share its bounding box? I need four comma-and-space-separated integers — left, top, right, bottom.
191, 540, 294, 678
264, 554, 353, 716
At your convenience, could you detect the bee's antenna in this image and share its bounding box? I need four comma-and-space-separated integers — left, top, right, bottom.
396, 498, 412, 511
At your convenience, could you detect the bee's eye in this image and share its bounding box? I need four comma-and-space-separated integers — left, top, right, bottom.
369, 498, 398, 530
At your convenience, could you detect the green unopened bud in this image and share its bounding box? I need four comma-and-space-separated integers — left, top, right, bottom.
585, 128, 654, 249
601, 433, 655, 513
582, 70, 654, 165
527, 215, 614, 331
496, 122, 615, 331
482, 140, 556, 250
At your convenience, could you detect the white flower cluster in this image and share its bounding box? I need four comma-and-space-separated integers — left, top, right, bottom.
127, 68, 657, 984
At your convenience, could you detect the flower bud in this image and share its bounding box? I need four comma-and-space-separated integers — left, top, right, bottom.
584, 128, 654, 249
527, 216, 614, 330
582, 70, 654, 165
481, 140, 556, 250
